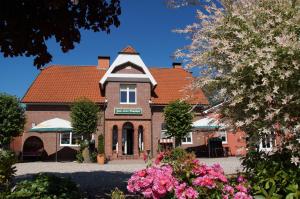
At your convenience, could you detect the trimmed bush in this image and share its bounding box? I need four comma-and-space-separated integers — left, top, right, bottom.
242, 149, 300, 198
7, 173, 81, 199
0, 150, 16, 192
98, 134, 105, 154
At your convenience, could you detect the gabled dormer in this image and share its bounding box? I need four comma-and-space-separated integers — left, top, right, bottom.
99, 46, 157, 88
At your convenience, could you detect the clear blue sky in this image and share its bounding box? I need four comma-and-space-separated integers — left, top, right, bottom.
0, 1, 199, 98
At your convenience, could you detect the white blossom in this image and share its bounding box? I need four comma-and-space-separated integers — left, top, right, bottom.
291, 156, 300, 166
175, 0, 300, 143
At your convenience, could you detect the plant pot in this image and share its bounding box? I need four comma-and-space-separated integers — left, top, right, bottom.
97, 154, 105, 165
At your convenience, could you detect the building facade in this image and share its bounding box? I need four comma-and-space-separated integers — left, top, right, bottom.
11, 46, 245, 161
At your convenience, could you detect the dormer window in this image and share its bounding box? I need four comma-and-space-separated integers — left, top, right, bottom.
120, 84, 136, 104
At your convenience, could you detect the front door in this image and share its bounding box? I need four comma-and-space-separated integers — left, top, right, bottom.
122, 122, 134, 155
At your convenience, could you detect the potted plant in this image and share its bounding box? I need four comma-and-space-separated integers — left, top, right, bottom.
97, 134, 105, 164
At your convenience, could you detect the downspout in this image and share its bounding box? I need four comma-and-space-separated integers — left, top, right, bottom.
151, 106, 153, 158
103, 100, 107, 157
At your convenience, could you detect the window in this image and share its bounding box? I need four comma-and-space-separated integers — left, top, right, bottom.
182, 132, 193, 144
112, 125, 118, 152
161, 123, 168, 138
138, 126, 144, 151
219, 131, 228, 144
259, 134, 275, 152
60, 132, 81, 146
120, 84, 136, 104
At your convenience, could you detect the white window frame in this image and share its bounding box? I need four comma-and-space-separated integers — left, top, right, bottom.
259, 134, 275, 152
182, 132, 193, 144
60, 132, 81, 147
219, 130, 228, 144
120, 84, 137, 104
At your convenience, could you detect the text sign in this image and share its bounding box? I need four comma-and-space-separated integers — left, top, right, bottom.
114, 108, 142, 115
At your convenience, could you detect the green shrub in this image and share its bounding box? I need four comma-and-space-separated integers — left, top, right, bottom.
98, 134, 104, 154
7, 173, 81, 199
0, 150, 16, 192
76, 150, 84, 163
242, 149, 300, 198
111, 188, 125, 199
162, 147, 188, 163
90, 151, 97, 163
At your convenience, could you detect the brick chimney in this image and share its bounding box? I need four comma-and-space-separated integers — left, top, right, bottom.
97, 56, 110, 70
172, 62, 182, 69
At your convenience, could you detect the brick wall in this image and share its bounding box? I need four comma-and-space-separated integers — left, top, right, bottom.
112, 64, 144, 74
105, 82, 152, 120
14, 104, 105, 161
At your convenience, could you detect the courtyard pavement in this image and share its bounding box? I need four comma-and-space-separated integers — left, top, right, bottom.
14, 157, 242, 198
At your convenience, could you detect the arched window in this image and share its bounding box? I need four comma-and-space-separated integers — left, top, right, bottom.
138, 125, 144, 151
112, 125, 118, 152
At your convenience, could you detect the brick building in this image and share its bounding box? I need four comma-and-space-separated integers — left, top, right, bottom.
10, 46, 246, 161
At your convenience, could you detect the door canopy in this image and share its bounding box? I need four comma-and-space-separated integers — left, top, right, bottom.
30, 118, 72, 132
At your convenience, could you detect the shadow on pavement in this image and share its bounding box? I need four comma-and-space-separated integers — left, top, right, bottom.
15, 170, 139, 199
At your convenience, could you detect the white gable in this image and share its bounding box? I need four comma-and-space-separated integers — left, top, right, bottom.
99, 53, 157, 87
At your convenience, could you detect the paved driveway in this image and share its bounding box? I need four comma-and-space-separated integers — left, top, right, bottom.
15, 157, 242, 198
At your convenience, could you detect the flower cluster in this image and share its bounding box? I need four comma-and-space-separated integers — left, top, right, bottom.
127, 165, 178, 199
128, 152, 252, 199
222, 176, 252, 199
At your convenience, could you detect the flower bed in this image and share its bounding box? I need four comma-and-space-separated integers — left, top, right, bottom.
127, 149, 252, 199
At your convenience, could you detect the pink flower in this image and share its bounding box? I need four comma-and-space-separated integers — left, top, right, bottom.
153, 183, 166, 195
155, 152, 164, 165
192, 164, 208, 176
127, 183, 134, 192
237, 175, 246, 183
207, 169, 228, 183
236, 184, 248, 193
175, 183, 199, 199
137, 169, 147, 177
142, 188, 152, 198
223, 185, 234, 195
143, 152, 148, 162
234, 192, 253, 199
127, 165, 177, 198
185, 187, 199, 199
223, 194, 229, 199
212, 163, 224, 173
193, 175, 216, 189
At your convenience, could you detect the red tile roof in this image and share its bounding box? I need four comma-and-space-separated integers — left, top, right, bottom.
22, 65, 208, 105
22, 66, 105, 103
150, 68, 208, 105
120, 45, 137, 54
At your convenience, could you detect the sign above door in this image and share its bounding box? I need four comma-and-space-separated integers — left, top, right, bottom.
114, 108, 142, 115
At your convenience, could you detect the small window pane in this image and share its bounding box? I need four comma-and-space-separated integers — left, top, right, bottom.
61, 133, 71, 145
128, 85, 136, 90
182, 133, 192, 144
129, 91, 135, 103
187, 137, 191, 143
120, 85, 127, 90
120, 91, 127, 103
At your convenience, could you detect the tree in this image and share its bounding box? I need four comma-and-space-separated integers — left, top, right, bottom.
70, 98, 99, 140
164, 100, 193, 147
70, 98, 99, 162
0, 0, 121, 68
175, 0, 300, 156
0, 93, 25, 149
